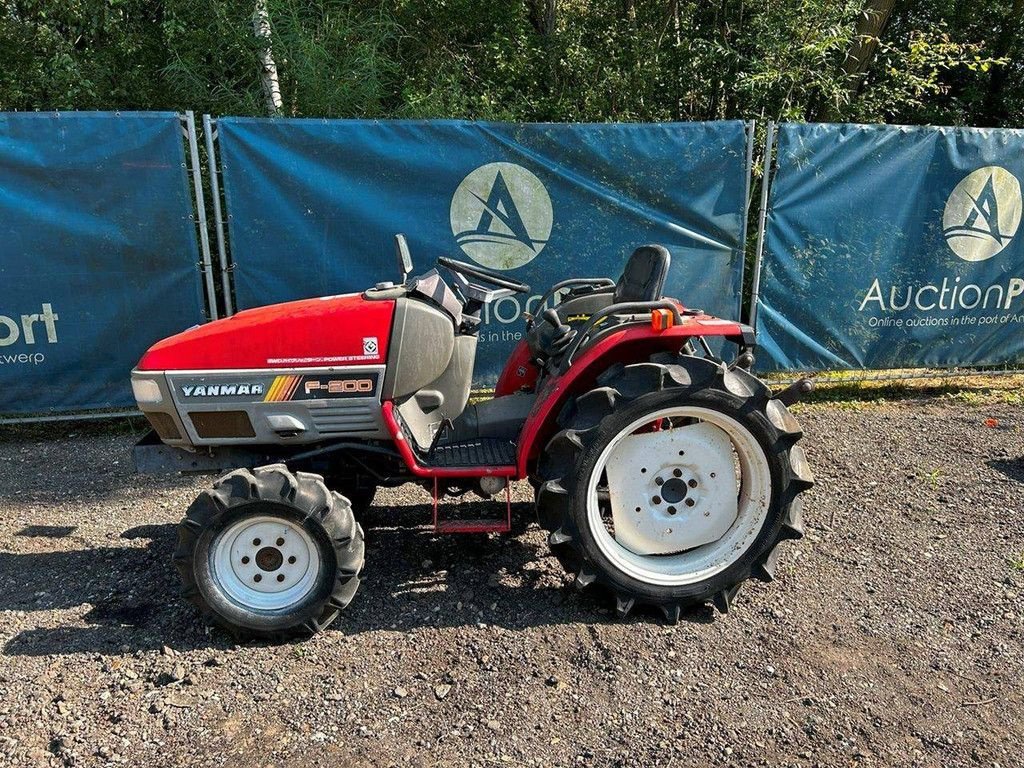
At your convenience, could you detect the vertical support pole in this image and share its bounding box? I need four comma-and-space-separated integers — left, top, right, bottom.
738, 119, 757, 321
203, 114, 233, 316
741, 119, 757, 222
748, 121, 776, 331
504, 482, 512, 533
432, 477, 440, 532
184, 111, 218, 321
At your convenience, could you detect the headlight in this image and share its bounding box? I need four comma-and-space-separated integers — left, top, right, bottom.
132, 377, 163, 405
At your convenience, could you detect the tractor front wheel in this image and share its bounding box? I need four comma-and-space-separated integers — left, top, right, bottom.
174, 464, 364, 639
534, 354, 813, 621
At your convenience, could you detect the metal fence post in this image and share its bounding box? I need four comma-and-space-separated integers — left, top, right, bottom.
742, 119, 756, 219
203, 114, 233, 316
738, 119, 757, 321
184, 110, 219, 321
747, 121, 776, 331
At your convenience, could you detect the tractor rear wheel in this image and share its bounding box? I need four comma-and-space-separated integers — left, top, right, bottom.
174, 464, 364, 640
534, 354, 812, 621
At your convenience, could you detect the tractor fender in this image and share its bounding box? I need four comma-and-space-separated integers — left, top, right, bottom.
515, 317, 751, 478
495, 339, 538, 396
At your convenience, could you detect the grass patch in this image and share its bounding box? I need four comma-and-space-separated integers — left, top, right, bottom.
0, 412, 149, 442
782, 371, 1024, 410
919, 467, 945, 486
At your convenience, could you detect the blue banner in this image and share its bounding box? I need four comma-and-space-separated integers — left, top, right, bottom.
0, 112, 206, 413
219, 119, 751, 385
757, 123, 1024, 371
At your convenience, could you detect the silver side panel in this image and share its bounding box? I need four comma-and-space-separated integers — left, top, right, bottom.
151, 366, 388, 448
309, 401, 381, 433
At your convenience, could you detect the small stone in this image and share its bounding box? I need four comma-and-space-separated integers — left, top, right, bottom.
486, 720, 501, 731
434, 684, 451, 701
393, 686, 409, 699
172, 664, 186, 682
545, 675, 559, 687
165, 693, 194, 709
422, 559, 433, 569
161, 646, 175, 657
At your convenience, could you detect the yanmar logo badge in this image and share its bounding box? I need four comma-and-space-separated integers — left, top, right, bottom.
943, 166, 1022, 262
450, 162, 553, 270
181, 383, 264, 397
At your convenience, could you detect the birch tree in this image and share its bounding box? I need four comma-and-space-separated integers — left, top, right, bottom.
253, 0, 282, 115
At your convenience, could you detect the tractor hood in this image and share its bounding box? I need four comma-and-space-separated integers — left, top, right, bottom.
137, 293, 394, 371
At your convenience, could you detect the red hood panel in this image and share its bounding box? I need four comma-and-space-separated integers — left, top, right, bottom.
138, 294, 394, 371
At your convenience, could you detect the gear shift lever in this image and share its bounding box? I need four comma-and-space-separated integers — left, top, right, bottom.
542, 308, 576, 364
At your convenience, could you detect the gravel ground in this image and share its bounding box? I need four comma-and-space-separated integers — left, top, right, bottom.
0, 399, 1022, 767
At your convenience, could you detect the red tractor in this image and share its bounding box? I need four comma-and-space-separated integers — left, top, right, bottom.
132, 237, 813, 639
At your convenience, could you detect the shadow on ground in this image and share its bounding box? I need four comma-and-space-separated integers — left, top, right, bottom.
2, 502, 711, 657
988, 457, 1024, 482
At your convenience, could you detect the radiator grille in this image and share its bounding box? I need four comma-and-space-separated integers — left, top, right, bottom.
189, 411, 256, 439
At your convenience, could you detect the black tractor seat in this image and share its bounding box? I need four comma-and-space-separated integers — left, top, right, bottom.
613, 244, 671, 303
527, 244, 671, 367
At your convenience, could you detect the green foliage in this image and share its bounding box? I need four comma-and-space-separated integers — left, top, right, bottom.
1010, 551, 1024, 572
161, 0, 265, 116
0, 0, 170, 110
0, 0, 1020, 126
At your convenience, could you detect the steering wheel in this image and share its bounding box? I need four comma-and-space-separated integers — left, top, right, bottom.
437, 256, 531, 295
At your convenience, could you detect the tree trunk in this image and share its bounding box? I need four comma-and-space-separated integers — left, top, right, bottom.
621, 0, 636, 24
253, 0, 283, 115
982, 0, 1024, 126
527, 0, 556, 37
840, 0, 897, 100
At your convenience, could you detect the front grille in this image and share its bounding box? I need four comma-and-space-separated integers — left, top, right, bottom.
189, 411, 256, 439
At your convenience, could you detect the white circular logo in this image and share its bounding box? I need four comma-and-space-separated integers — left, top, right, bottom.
943, 166, 1022, 262
450, 162, 553, 270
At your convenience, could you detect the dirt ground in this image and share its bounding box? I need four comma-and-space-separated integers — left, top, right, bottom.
0, 398, 1022, 767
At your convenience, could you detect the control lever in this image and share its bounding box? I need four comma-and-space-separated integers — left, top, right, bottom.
427, 416, 454, 457
541, 308, 576, 372
542, 308, 568, 333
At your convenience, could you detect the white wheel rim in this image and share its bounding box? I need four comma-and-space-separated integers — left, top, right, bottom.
211, 515, 321, 612
585, 405, 772, 587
